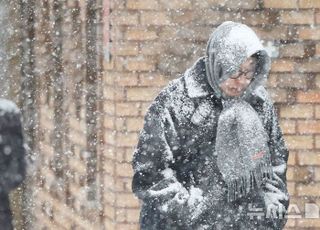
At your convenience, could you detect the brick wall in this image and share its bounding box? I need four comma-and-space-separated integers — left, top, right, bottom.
24, 0, 320, 229
106, 0, 320, 229
31, 0, 104, 229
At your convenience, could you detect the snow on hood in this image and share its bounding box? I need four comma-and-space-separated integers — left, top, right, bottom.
205, 21, 271, 101
0, 98, 20, 116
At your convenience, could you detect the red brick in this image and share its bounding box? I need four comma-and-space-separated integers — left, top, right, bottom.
116, 102, 140, 116
104, 174, 115, 190
111, 11, 139, 26
141, 103, 152, 116
110, 0, 126, 10
104, 60, 115, 71
127, 87, 160, 101
126, 209, 140, 222
115, 162, 134, 178
289, 196, 307, 212
314, 167, 320, 180
297, 90, 320, 103
297, 183, 320, 196
288, 151, 296, 165
158, 0, 192, 9
193, 0, 258, 9
114, 73, 139, 86
267, 74, 278, 87
104, 159, 115, 175
247, 10, 280, 26
104, 85, 126, 101
298, 120, 320, 134
125, 148, 135, 163
139, 42, 164, 55
169, 11, 197, 25
104, 190, 116, 205
277, 74, 308, 89
264, 0, 298, 9
116, 118, 126, 132
280, 119, 296, 134
299, 0, 320, 8
271, 59, 295, 72
297, 59, 320, 73
298, 27, 320, 40
279, 43, 305, 57
103, 137, 115, 152
287, 182, 296, 195
316, 11, 320, 24
116, 193, 140, 208
297, 151, 320, 165
115, 148, 125, 162
104, 101, 116, 115
126, 118, 144, 132
280, 104, 313, 118
127, 0, 159, 9
253, 26, 289, 40
126, 28, 158, 41
125, 59, 156, 72
116, 132, 139, 147
194, 10, 231, 26
287, 166, 294, 180
280, 10, 314, 24
295, 166, 313, 181
141, 12, 171, 26
284, 135, 313, 149
114, 177, 128, 191
139, 74, 169, 87
104, 219, 116, 230
114, 56, 126, 72
268, 88, 288, 103
297, 219, 320, 228
110, 25, 126, 41
116, 208, 126, 222
116, 223, 139, 230
315, 135, 320, 148
316, 44, 320, 56
315, 105, 320, 118
315, 75, 320, 89
223, 0, 258, 9
113, 42, 139, 56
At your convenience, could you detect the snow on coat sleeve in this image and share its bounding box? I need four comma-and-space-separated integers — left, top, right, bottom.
260, 101, 290, 229
132, 93, 216, 225
0, 103, 26, 193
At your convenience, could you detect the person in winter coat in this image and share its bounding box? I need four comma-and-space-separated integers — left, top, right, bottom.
0, 99, 26, 230
132, 21, 290, 230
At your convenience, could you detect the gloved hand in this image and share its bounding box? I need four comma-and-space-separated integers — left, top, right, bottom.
262, 190, 287, 219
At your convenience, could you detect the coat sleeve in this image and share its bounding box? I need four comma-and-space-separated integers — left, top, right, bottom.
260, 101, 290, 229
0, 109, 26, 193
132, 98, 221, 225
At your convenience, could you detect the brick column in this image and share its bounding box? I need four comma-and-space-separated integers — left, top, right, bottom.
104, 1, 320, 229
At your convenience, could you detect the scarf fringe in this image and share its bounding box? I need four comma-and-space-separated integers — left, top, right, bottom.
227, 154, 273, 203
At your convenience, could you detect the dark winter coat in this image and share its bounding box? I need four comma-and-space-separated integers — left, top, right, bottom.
132, 57, 289, 230
0, 99, 26, 230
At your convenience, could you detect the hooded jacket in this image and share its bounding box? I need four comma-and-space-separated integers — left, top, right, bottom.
132, 22, 289, 230
206, 22, 274, 204
0, 99, 26, 230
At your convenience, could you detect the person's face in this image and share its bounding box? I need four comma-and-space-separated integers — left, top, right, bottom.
219, 57, 256, 97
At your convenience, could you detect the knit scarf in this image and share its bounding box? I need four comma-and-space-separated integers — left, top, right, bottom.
215, 98, 273, 202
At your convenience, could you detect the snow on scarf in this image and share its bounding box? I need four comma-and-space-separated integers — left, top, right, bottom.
205, 21, 273, 202
216, 99, 273, 202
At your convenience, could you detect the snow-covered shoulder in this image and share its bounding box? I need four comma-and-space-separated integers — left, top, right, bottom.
147, 76, 185, 112
0, 99, 20, 115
